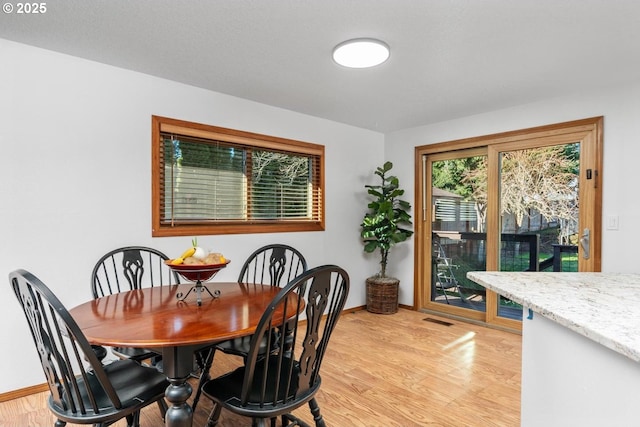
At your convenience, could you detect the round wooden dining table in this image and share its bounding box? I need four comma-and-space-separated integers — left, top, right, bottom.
70, 282, 286, 427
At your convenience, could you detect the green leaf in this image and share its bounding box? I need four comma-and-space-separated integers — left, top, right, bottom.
364, 241, 378, 253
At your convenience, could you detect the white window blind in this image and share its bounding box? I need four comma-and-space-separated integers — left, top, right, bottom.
159, 134, 321, 225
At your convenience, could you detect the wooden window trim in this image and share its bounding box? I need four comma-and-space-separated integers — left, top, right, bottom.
152, 116, 325, 237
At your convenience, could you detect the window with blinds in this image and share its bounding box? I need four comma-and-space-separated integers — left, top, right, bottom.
152, 116, 325, 236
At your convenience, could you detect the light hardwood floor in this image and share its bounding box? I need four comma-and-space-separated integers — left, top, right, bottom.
0, 309, 522, 427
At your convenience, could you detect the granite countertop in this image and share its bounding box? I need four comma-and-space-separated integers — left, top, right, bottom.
467, 271, 640, 363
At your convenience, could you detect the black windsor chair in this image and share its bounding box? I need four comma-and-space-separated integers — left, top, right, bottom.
90, 246, 180, 363
191, 243, 308, 412
10, 269, 169, 427
201, 264, 350, 427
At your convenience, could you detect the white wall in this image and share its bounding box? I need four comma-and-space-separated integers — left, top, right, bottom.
0, 39, 384, 393
385, 83, 640, 305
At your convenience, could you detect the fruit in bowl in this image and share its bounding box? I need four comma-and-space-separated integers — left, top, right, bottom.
166, 240, 230, 282
183, 252, 226, 265
169, 238, 226, 266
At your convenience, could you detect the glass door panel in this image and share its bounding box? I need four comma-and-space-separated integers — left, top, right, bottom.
430, 155, 487, 314
497, 143, 580, 320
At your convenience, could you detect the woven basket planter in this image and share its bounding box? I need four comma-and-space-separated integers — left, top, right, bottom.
366, 277, 399, 314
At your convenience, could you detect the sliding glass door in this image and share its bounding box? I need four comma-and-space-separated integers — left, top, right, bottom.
415, 118, 602, 330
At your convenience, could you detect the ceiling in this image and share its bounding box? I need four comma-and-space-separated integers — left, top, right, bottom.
2, 0, 640, 132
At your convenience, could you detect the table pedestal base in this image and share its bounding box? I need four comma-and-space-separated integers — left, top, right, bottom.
165, 378, 193, 427
162, 346, 198, 427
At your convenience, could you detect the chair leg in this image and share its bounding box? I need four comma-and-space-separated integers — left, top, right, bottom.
206, 403, 222, 427
125, 411, 141, 427
192, 347, 216, 412
283, 412, 313, 427
157, 398, 168, 420
309, 398, 326, 427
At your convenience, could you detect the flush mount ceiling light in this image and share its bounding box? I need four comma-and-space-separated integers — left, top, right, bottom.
332, 38, 390, 68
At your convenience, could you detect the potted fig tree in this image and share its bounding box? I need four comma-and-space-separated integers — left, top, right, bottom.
360, 161, 414, 314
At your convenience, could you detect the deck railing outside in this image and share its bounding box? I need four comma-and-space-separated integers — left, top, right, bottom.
432, 231, 578, 318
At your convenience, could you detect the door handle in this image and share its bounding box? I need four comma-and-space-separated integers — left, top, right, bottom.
579, 228, 590, 260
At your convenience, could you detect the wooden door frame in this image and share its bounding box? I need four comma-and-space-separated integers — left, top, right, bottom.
414, 117, 603, 330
